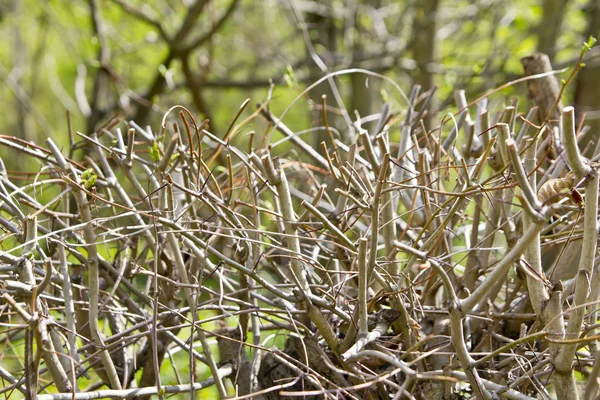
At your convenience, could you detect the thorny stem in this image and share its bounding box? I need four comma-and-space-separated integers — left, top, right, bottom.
555, 110, 598, 375
563, 106, 591, 178
3, 83, 600, 399
262, 153, 340, 352
394, 241, 492, 399
357, 238, 368, 339
505, 136, 543, 213
367, 152, 390, 279
460, 207, 552, 315
46, 138, 122, 390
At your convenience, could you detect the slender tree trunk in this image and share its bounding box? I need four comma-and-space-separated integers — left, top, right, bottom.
12, 0, 28, 140
350, 0, 383, 135
306, 7, 340, 151
574, 0, 600, 155
351, 74, 382, 134
408, 0, 440, 92
537, 0, 570, 60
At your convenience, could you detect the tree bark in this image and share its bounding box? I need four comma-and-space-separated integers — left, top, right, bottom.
574, 0, 600, 155
350, 0, 383, 135
521, 53, 563, 125
409, 0, 440, 92
537, 0, 570, 60
306, 7, 340, 151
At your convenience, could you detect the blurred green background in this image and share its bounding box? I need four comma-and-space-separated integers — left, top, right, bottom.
0, 0, 598, 165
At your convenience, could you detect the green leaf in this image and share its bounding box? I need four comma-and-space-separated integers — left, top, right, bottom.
582, 36, 597, 55
80, 168, 97, 189
158, 64, 168, 77
81, 168, 93, 180
380, 88, 389, 103
83, 174, 97, 190
472, 59, 486, 75
148, 141, 161, 163
283, 65, 298, 89
586, 36, 597, 49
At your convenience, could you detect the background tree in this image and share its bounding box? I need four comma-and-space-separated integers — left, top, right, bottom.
537, 0, 571, 60
575, 0, 600, 153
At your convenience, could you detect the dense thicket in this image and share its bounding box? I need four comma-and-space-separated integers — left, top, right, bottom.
1, 1, 600, 399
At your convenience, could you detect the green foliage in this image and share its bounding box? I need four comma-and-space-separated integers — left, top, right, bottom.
583, 35, 597, 54
0, 0, 593, 165
148, 141, 161, 163
283, 65, 299, 90
80, 168, 97, 189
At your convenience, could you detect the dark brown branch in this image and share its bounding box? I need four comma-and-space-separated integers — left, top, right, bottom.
110, 0, 168, 40
185, 0, 242, 51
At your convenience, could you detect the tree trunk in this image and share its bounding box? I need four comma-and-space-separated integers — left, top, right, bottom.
306, 7, 341, 151
521, 53, 563, 124
409, 0, 440, 92
350, 0, 383, 136
537, 0, 570, 60
574, 0, 600, 155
